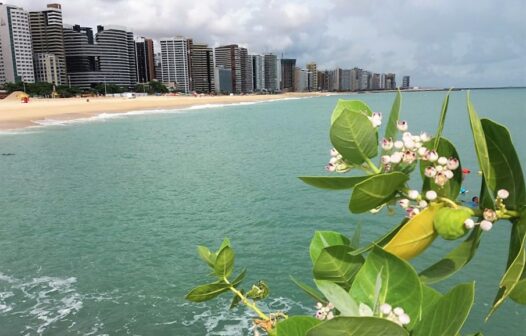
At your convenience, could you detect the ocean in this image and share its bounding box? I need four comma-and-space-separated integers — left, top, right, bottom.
0, 89, 524, 335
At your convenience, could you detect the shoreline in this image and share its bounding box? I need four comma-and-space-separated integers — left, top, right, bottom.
0, 92, 324, 131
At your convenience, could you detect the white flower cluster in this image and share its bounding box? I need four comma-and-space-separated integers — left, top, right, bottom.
464, 189, 509, 232
379, 303, 410, 327
380, 121, 432, 170
326, 148, 351, 173
398, 190, 437, 218
423, 155, 459, 187
368, 112, 383, 128
315, 302, 335, 320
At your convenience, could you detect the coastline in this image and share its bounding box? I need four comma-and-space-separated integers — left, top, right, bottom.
0, 92, 323, 131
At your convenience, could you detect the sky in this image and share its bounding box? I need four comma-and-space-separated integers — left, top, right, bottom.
9, 0, 526, 87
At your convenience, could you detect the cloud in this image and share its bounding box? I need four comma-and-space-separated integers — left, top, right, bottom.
8, 0, 526, 87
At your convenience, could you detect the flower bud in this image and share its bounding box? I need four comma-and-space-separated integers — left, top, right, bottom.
380, 303, 392, 315
316, 302, 324, 309
464, 218, 475, 229
426, 150, 438, 162
434, 172, 448, 187
425, 190, 438, 201
420, 132, 431, 142
417, 147, 428, 157
329, 157, 339, 165
408, 190, 420, 200
437, 156, 448, 165
397, 120, 408, 131
399, 199, 410, 208
325, 164, 336, 172
393, 307, 405, 316
444, 170, 454, 179
394, 141, 404, 149
480, 220, 493, 231
447, 158, 459, 170
330, 148, 339, 157
390, 152, 402, 164
497, 189, 509, 200
326, 311, 334, 320
424, 166, 437, 178
399, 313, 411, 325
369, 112, 382, 128
402, 150, 416, 164
419, 200, 428, 208
403, 138, 415, 149
483, 208, 497, 221
381, 155, 391, 165
381, 138, 394, 150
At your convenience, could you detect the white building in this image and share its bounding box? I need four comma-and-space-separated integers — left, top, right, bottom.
0, 4, 35, 84
251, 54, 265, 91
160, 37, 191, 93
33, 53, 59, 85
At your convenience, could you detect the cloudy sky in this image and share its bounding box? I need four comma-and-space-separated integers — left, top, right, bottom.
10, 0, 526, 87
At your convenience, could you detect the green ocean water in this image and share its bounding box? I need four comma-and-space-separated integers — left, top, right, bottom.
0, 89, 524, 335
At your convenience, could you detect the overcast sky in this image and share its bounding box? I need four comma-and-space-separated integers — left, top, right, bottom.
9, 0, 526, 87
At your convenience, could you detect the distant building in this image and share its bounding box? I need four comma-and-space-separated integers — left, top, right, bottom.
341, 69, 351, 91
402, 75, 410, 89
280, 58, 296, 91
263, 53, 277, 92
214, 44, 252, 93
0, 3, 35, 84
328, 68, 342, 91
360, 71, 371, 90
385, 73, 396, 89
154, 52, 162, 81
306, 63, 317, 90
251, 54, 264, 91
190, 43, 214, 93
63, 24, 136, 90
379, 73, 386, 89
135, 37, 155, 83
294, 67, 308, 92
29, 3, 67, 85
371, 73, 381, 90
159, 37, 192, 93
350, 68, 361, 91
317, 71, 328, 91
214, 66, 232, 94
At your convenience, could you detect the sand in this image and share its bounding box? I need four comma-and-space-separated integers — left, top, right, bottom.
0, 92, 322, 130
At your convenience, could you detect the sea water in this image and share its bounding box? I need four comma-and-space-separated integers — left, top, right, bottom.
0, 89, 524, 335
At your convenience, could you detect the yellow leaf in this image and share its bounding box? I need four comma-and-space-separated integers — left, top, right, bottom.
384, 204, 443, 260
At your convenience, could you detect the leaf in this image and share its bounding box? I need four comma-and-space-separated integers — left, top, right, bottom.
290, 276, 327, 303
350, 247, 422, 328
412, 282, 475, 336
313, 245, 364, 289
350, 223, 362, 250
310, 231, 351, 264
331, 100, 373, 125
185, 282, 231, 302
487, 211, 526, 318
349, 172, 409, 213
231, 269, 246, 286
467, 92, 494, 195
421, 285, 442, 316
229, 289, 243, 309
419, 227, 482, 284
381, 90, 402, 157
218, 238, 231, 251
481, 118, 526, 209
299, 176, 370, 190
306, 317, 409, 336
276, 316, 321, 336
246, 281, 269, 300
510, 277, 526, 304
330, 109, 378, 166
197, 245, 216, 268
420, 138, 462, 199
214, 246, 234, 278
383, 204, 442, 260
433, 89, 452, 150
315, 280, 360, 316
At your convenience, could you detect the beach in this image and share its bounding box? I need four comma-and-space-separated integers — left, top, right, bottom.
0, 92, 321, 130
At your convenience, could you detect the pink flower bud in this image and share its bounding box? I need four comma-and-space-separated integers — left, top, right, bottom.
447, 158, 459, 170
399, 313, 411, 325
417, 147, 428, 157
393, 307, 405, 316
426, 150, 438, 162
325, 164, 336, 172
425, 190, 437, 201
397, 120, 408, 131
390, 152, 403, 164
483, 208, 497, 221
444, 170, 454, 179
394, 141, 404, 149
497, 189, 509, 200
380, 303, 392, 315
399, 199, 410, 208
464, 218, 475, 229
420, 132, 431, 142
330, 148, 339, 157
381, 138, 394, 150
480, 220, 493, 231
424, 166, 437, 178
437, 156, 448, 165
408, 190, 420, 200
381, 155, 391, 164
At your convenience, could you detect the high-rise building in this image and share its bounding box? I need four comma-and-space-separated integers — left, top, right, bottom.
294, 67, 308, 92
63, 24, 136, 90
385, 73, 396, 89
159, 37, 192, 93
341, 69, 351, 91
135, 37, 155, 83
0, 3, 35, 84
214, 45, 241, 93
317, 71, 328, 91
328, 68, 341, 91
251, 54, 264, 91
190, 43, 214, 93
29, 3, 66, 85
154, 52, 162, 81
350, 68, 362, 91
360, 71, 371, 90
371, 73, 381, 90
306, 63, 317, 91
239, 47, 252, 93
379, 73, 386, 90
402, 75, 410, 89
280, 58, 296, 91
263, 53, 277, 92
214, 66, 232, 94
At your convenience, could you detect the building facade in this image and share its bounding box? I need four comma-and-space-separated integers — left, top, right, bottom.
159, 37, 192, 93
263, 53, 277, 92
306, 63, 317, 91
402, 75, 410, 89
135, 37, 155, 83
214, 45, 241, 93
280, 58, 296, 91
190, 43, 214, 93
251, 54, 264, 91
0, 4, 35, 84
29, 3, 66, 85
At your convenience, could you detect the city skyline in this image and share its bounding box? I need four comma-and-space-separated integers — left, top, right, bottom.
5, 0, 525, 88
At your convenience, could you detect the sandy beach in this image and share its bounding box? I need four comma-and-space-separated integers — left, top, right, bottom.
0, 92, 322, 130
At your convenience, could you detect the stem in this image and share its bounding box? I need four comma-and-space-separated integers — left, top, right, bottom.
225, 278, 269, 320
439, 197, 458, 208
364, 157, 381, 174
497, 209, 521, 220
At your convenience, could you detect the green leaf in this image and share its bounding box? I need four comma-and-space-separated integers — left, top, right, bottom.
310, 231, 351, 264
487, 211, 526, 318
231, 269, 246, 286
331, 100, 373, 125
315, 280, 360, 316
218, 238, 231, 251
381, 90, 402, 156
229, 289, 243, 309
276, 316, 321, 336
350, 247, 422, 328
299, 176, 370, 190
313, 245, 364, 289
421, 285, 443, 316
246, 281, 269, 300
185, 282, 231, 302
433, 89, 452, 150
510, 277, 526, 304
350, 223, 362, 250
290, 276, 327, 303
197, 245, 216, 268
419, 227, 482, 284
330, 109, 378, 166
420, 138, 462, 199
306, 317, 409, 336
467, 92, 494, 197
481, 118, 526, 209
214, 246, 234, 278
350, 172, 409, 213
412, 282, 475, 336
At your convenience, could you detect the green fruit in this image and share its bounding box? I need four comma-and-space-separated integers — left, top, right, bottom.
433, 207, 474, 240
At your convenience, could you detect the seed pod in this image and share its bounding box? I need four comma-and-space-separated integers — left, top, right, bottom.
433, 206, 475, 240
